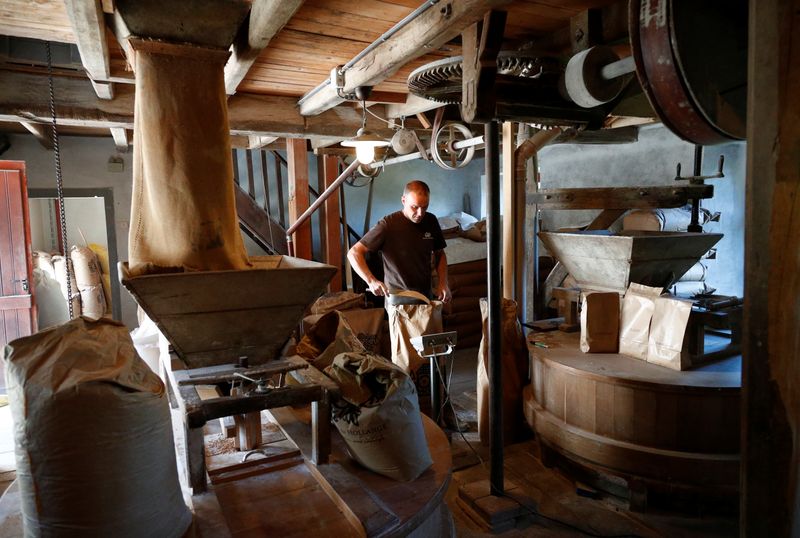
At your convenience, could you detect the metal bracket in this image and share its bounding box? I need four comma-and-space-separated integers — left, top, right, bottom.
675, 154, 725, 184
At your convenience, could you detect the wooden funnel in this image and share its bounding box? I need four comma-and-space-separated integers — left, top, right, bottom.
538, 230, 723, 293
120, 256, 336, 368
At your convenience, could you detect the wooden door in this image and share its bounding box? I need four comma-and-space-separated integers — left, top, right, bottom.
0, 161, 36, 347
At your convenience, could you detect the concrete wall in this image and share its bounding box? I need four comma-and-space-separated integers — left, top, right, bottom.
3, 134, 138, 327
536, 124, 746, 296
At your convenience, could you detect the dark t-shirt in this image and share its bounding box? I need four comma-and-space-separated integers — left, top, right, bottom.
359, 211, 447, 296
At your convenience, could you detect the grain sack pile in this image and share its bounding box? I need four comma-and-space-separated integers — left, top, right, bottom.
127, 39, 250, 276
3, 317, 192, 537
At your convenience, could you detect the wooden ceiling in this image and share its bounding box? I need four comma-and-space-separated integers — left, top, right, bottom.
0, 0, 624, 142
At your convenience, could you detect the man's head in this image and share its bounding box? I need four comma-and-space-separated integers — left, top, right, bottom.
401, 180, 430, 223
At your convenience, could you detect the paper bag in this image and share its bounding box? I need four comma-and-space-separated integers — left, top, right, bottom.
326, 351, 432, 481
580, 292, 620, 353
647, 296, 693, 370
477, 298, 530, 446
619, 283, 663, 360
296, 311, 365, 370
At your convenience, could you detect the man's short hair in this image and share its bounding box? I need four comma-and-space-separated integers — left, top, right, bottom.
404, 180, 430, 196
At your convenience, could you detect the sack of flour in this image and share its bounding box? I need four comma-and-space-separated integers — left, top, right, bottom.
647, 295, 693, 370
4, 317, 192, 538
619, 283, 663, 360
296, 310, 365, 370
580, 291, 620, 353
326, 351, 432, 481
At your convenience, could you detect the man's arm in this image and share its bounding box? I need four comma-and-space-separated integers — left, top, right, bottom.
347, 241, 389, 297
434, 249, 451, 302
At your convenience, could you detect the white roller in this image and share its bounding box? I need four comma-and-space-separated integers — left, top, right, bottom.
565, 46, 627, 108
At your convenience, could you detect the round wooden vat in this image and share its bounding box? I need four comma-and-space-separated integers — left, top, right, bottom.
523, 331, 740, 499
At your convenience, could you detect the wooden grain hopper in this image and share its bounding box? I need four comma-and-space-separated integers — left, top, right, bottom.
538, 230, 723, 292
120, 256, 336, 368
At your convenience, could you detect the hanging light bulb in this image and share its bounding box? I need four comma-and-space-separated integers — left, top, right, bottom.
341, 89, 389, 165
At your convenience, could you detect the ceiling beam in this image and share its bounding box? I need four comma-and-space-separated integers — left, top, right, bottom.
20, 122, 53, 149
63, 0, 114, 99
297, 0, 512, 117
247, 135, 278, 149
110, 127, 129, 152
225, 0, 304, 95
385, 95, 443, 119
0, 71, 390, 139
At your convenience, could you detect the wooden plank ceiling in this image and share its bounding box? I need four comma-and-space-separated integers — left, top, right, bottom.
0, 0, 621, 139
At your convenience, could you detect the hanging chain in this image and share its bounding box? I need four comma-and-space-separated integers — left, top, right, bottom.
45, 42, 74, 319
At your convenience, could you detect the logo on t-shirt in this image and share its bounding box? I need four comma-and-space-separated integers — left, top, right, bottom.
423, 232, 433, 240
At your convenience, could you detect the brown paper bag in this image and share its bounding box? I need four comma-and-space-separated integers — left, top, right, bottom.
310, 291, 365, 314
127, 40, 250, 276
580, 292, 620, 353
326, 351, 433, 481
477, 298, 530, 446
296, 311, 365, 370
647, 296, 693, 370
386, 291, 443, 416
619, 283, 663, 360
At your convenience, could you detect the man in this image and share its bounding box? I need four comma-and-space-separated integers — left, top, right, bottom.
348, 180, 451, 303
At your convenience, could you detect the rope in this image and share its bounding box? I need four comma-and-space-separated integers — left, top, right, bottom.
45, 42, 73, 319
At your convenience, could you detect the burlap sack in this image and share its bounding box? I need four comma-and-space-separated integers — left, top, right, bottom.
33, 251, 55, 279
619, 283, 663, 360
127, 39, 250, 276
296, 310, 365, 370
580, 292, 620, 353
477, 298, 530, 446
341, 308, 385, 354
326, 351, 432, 481
3, 317, 192, 538
386, 291, 443, 416
310, 291, 365, 315
70, 245, 102, 288
647, 295, 693, 370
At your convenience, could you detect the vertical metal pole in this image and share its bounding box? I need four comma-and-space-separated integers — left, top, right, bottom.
430, 356, 441, 424
485, 121, 504, 496
688, 145, 703, 232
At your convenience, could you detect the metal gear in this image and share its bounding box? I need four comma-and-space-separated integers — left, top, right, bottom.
407, 51, 561, 104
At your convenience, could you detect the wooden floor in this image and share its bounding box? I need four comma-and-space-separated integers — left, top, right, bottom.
445, 346, 739, 537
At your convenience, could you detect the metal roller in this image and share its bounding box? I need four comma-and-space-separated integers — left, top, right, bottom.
564, 46, 635, 108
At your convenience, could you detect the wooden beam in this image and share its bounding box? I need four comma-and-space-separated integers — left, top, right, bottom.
248, 135, 278, 149
385, 96, 441, 119
64, 0, 114, 99
20, 122, 53, 149
225, 0, 304, 95
0, 71, 392, 138
110, 127, 128, 152
287, 138, 312, 260
529, 185, 714, 210
298, 0, 512, 116
322, 155, 342, 292
742, 0, 800, 534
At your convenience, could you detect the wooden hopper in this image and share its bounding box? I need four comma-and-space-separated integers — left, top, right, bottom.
120, 256, 336, 368
538, 230, 723, 293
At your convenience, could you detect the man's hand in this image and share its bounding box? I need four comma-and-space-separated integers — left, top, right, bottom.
435, 282, 452, 303
368, 278, 389, 297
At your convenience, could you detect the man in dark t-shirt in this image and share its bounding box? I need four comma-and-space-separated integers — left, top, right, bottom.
348, 180, 451, 303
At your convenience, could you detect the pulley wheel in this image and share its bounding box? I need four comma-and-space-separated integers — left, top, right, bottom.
391, 128, 417, 155
430, 123, 475, 170
630, 0, 747, 144
565, 46, 625, 108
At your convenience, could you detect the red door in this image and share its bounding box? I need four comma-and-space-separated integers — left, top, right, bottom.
0, 161, 36, 347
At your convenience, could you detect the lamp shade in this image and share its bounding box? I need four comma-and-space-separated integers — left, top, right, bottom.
341, 128, 390, 164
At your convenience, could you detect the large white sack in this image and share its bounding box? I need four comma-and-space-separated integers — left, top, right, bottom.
3, 317, 192, 538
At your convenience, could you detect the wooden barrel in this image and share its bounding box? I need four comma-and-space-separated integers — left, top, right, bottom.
523, 331, 740, 503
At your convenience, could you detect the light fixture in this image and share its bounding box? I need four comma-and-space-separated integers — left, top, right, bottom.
341, 86, 389, 165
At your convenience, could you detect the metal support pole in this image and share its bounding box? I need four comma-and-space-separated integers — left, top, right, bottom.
430, 356, 441, 424
485, 121, 504, 496
688, 145, 703, 232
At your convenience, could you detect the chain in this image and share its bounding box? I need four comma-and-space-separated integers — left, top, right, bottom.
45, 42, 74, 319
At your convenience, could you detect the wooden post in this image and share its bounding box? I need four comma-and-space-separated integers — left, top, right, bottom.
323, 155, 343, 291
287, 138, 312, 259
742, 0, 800, 534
